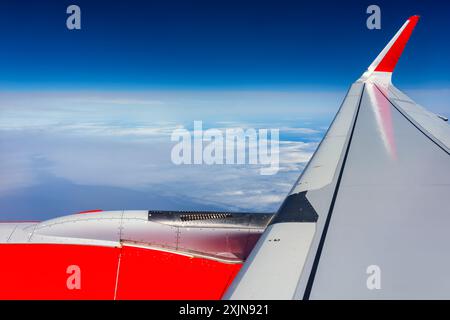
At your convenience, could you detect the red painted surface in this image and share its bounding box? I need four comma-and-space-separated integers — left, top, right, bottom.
0, 244, 241, 300
375, 15, 419, 73
78, 209, 103, 214
0, 244, 119, 299
116, 246, 242, 300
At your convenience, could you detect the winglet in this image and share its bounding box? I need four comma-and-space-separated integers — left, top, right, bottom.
361, 16, 420, 83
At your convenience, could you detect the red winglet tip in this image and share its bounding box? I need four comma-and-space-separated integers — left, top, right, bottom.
374, 16, 420, 73
408, 15, 420, 27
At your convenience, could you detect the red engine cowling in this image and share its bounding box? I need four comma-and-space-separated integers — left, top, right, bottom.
0, 210, 272, 299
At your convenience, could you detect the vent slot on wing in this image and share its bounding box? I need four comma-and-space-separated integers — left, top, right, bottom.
147, 210, 273, 228
180, 213, 233, 222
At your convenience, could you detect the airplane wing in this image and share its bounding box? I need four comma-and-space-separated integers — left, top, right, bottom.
225, 16, 450, 299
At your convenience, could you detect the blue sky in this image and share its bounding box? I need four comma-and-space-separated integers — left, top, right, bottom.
0, 1, 449, 219
0, 0, 449, 89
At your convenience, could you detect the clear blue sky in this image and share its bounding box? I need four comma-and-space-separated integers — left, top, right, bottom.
0, 0, 449, 90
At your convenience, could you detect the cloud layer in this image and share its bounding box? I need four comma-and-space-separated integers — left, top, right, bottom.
3, 86, 448, 220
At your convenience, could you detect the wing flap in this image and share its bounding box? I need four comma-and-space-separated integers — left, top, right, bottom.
383, 85, 450, 152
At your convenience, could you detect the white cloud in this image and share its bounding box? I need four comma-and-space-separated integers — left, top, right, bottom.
0, 89, 335, 213
279, 127, 322, 134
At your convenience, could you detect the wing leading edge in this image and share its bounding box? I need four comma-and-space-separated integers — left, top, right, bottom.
225, 16, 450, 299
